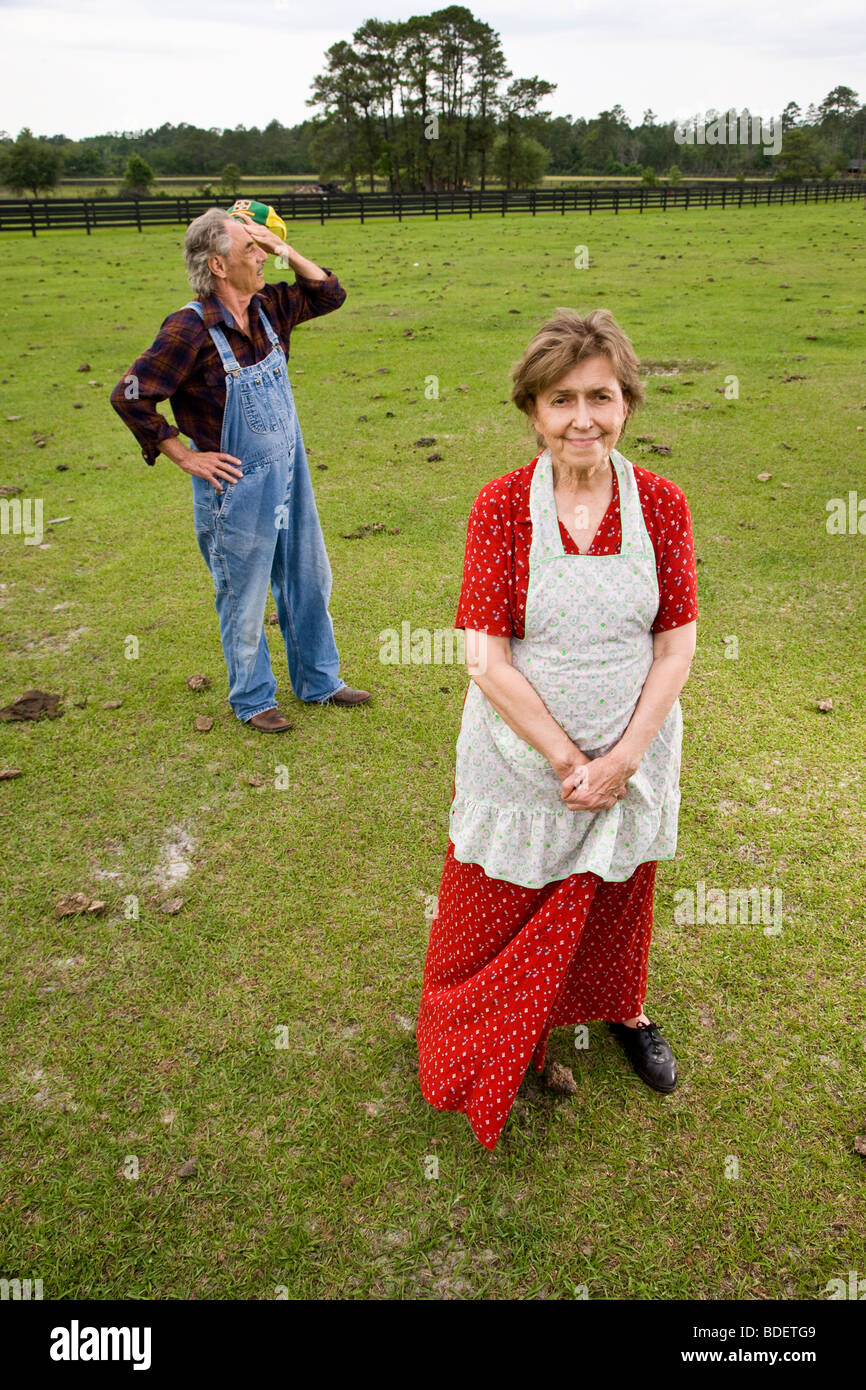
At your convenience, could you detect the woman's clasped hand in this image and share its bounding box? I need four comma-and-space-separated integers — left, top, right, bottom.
558, 745, 637, 812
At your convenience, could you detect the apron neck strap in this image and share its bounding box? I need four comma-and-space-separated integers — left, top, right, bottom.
610, 450, 646, 555
529, 448, 647, 557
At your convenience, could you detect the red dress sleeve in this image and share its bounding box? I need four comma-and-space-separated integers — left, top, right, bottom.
454, 479, 516, 636
637, 471, 698, 633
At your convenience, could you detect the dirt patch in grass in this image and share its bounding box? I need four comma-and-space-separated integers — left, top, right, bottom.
148, 823, 197, 894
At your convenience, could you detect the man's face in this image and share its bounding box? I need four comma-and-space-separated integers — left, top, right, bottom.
210, 218, 267, 296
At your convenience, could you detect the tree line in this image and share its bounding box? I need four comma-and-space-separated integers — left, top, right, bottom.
1, 5, 863, 196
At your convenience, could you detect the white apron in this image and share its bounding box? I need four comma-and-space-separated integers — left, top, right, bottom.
449, 447, 682, 889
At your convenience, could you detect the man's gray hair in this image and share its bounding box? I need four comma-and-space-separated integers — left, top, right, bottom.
184, 207, 233, 299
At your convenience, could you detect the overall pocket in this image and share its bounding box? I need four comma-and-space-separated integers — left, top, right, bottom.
238, 377, 280, 434
215, 452, 280, 522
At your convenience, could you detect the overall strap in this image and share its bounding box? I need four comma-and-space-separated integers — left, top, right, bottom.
180, 299, 241, 375
256, 306, 283, 354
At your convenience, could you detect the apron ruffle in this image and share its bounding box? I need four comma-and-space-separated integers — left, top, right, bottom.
450, 775, 680, 888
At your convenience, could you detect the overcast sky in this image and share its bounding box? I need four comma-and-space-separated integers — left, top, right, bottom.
1, 0, 863, 140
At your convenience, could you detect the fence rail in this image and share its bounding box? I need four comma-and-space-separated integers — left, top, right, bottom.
0, 180, 862, 234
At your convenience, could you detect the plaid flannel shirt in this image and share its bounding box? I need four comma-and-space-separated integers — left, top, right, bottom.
110, 271, 346, 465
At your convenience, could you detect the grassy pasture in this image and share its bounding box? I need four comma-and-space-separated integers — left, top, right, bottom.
0, 202, 864, 1300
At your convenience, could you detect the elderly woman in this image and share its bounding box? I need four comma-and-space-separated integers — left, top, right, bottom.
416, 308, 697, 1151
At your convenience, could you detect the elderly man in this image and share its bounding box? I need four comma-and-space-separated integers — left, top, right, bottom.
110, 207, 370, 730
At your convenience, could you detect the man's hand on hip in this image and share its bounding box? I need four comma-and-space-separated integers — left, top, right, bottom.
159, 436, 243, 491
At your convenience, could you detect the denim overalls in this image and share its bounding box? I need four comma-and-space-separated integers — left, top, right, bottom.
184, 300, 345, 720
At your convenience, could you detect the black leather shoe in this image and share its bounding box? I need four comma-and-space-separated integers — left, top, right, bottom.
320, 686, 372, 706
607, 1019, 678, 1093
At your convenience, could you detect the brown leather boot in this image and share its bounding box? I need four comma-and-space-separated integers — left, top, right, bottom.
321, 686, 372, 706
247, 707, 294, 732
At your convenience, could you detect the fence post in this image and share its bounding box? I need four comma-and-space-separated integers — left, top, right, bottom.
531, 189, 536, 216
135, 199, 142, 232
320, 195, 325, 225
501, 189, 506, 217
434, 191, 438, 221
44, 199, 50, 230
360, 193, 364, 225
468, 190, 472, 219
28, 201, 36, 237
614, 189, 619, 215
83, 201, 91, 235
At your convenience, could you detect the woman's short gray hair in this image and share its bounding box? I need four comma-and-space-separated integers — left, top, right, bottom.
184, 207, 233, 299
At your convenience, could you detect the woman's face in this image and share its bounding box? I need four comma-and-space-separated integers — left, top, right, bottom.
530, 354, 629, 479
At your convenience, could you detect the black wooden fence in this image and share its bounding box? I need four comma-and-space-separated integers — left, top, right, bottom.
0, 180, 862, 234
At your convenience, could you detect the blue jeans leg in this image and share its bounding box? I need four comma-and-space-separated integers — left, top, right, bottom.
270, 426, 345, 703
192, 468, 279, 722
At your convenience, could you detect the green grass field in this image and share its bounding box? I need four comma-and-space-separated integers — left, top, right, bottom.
0, 202, 864, 1300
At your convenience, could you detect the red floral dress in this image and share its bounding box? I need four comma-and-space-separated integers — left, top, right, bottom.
416, 455, 697, 1150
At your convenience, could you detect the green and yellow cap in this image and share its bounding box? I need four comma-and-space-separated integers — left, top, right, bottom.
229, 199, 287, 242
